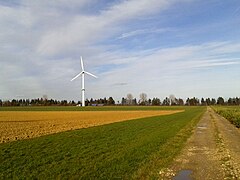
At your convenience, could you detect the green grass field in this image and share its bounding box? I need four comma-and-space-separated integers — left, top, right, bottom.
212, 106, 240, 128
0, 106, 205, 179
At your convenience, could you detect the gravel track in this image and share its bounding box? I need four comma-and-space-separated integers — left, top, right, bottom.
162, 107, 240, 180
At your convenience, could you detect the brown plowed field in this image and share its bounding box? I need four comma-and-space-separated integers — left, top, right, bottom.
0, 110, 183, 143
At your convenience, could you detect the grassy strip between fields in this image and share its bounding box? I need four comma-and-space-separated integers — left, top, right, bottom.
212, 106, 240, 128
0, 107, 205, 179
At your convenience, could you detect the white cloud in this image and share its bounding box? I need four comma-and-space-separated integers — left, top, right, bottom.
36, 0, 187, 56
101, 0, 185, 22
118, 28, 170, 39
87, 41, 240, 100
0, 1, 240, 101
36, 15, 110, 56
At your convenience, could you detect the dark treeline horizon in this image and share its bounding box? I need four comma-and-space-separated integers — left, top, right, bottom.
0, 96, 240, 107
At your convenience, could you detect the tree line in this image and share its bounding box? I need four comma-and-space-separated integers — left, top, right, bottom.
0, 97, 115, 107
122, 93, 240, 106
0, 94, 240, 107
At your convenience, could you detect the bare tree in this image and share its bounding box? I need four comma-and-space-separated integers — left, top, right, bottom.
42, 95, 48, 101
139, 93, 147, 105
169, 94, 176, 106
126, 93, 133, 105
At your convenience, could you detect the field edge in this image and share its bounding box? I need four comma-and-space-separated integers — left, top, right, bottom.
132, 106, 206, 179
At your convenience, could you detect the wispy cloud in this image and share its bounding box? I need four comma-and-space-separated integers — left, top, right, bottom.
118, 28, 170, 39
232, 6, 240, 16
112, 83, 128, 86
91, 41, 240, 99
35, 0, 190, 56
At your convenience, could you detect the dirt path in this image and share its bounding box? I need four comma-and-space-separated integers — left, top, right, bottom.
165, 107, 240, 180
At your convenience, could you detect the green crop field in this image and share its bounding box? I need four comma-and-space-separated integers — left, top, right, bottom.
212, 106, 240, 128
0, 106, 205, 179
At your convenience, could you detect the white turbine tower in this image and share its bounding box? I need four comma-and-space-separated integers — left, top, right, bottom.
71, 57, 97, 107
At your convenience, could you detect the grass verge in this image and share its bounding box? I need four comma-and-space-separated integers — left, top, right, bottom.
0, 107, 205, 179
212, 106, 240, 128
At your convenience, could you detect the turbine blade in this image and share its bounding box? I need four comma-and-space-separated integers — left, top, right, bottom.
70, 72, 83, 81
80, 56, 84, 71
85, 71, 98, 78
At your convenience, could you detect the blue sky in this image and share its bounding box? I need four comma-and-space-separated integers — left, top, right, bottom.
0, 0, 240, 102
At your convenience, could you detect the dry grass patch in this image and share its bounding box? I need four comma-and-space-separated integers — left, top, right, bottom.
0, 110, 183, 143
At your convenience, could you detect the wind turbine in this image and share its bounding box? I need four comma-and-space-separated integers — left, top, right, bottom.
71, 56, 97, 107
